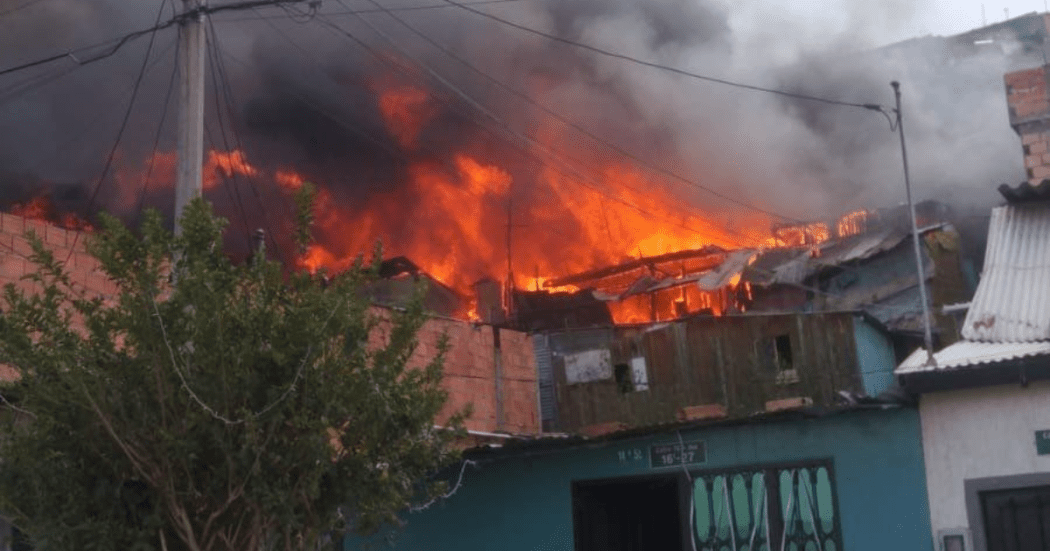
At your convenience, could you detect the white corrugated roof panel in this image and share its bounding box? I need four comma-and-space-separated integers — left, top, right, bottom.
962, 204, 1050, 342
896, 341, 1050, 374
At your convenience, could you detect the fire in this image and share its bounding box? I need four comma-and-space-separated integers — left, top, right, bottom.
276, 170, 305, 191
376, 84, 437, 150
10, 196, 92, 231
769, 221, 830, 247
836, 209, 868, 237
203, 150, 258, 189
10, 197, 48, 220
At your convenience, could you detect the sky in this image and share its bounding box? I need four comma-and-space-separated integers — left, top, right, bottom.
733, 0, 1049, 45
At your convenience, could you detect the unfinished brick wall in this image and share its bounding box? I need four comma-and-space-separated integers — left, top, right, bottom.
0, 214, 540, 434
0, 213, 119, 299
0, 214, 121, 382
411, 317, 538, 435
1005, 65, 1050, 184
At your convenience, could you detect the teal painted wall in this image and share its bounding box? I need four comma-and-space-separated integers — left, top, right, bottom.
346, 407, 932, 551
852, 316, 897, 397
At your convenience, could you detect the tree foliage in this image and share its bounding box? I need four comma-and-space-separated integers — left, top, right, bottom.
0, 199, 464, 551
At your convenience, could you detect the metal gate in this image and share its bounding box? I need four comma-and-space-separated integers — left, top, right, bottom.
690, 462, 843, 551
981, 485, 1050, 551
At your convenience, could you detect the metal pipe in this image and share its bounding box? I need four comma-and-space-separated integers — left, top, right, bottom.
892, 81, 937, 367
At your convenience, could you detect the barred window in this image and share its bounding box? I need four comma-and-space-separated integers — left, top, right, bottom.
691, 462, 841, 551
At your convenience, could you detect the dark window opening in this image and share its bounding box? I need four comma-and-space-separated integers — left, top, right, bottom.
774, 334, 793, 370
614, 363, 632, 393
573, 476, 684, 551
757, 334, 798, 384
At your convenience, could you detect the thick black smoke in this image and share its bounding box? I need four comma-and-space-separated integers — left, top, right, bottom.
0, 0, 1034, 252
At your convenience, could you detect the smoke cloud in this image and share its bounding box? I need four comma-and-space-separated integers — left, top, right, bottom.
0, 0, 1034, 269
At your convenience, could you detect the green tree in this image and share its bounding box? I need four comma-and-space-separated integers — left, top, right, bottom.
0, 198, 463, 551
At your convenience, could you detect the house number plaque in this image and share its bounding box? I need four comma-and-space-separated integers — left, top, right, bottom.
1035, 430, 1050, 455
649, 440, 706, 468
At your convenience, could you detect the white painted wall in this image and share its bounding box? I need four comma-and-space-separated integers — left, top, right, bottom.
920, 380, 1050, 541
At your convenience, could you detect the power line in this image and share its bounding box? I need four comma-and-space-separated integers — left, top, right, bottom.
0, 0, 47, 18
316, 7, 756, 247
210, 0, 527, 22
66, 0, 169, 263
0, 18, 179, 78
202, 22, 256, 247
365, 0, 800, 224
439, 0, 886, 111
205, 18, 292, 265
136, 38, 181, 216
0, 0, 305, 80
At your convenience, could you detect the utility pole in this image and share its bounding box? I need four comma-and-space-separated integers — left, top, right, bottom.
892, 81, 936, 367
174, 0, 207, 235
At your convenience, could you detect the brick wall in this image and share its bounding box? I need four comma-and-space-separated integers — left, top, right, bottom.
410, 316, 539, 435
0, 212, 119, 299
1005, 66, 1049, 123
0, 213, 540, 434
1005, 65, 1050, 184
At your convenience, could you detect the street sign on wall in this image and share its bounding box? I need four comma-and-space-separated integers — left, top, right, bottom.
1035, 430, 1050, 455
649, 440, 706, 469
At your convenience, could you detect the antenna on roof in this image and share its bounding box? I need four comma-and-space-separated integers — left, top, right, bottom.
982, 4, 987, 26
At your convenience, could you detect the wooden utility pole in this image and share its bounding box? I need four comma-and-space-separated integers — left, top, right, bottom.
174, 0, 207, 235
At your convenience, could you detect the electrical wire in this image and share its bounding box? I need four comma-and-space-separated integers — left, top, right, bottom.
0, 0, 306, 80
5, 35, 177, 185
205, 18, 292, 265
440, 0, 885, 111
202, 23, 256, 247
136, 37, 181, 215
316, 9, 757, 247
211, 0, 528, 22
0, 17, 179, 78
0, 0, 47, 19
66, 0, 170, 263
362, 0, 802, 223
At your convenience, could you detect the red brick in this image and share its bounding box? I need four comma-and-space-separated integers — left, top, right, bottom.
676, 404, 728, 422
764, 397, 813, 412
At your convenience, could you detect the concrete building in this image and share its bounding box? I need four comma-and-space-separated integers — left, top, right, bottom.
897, 186, 1050, 551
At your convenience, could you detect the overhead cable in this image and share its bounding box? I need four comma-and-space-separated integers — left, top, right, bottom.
368, 0, 801, 223
0, 0, 305, 79
440, 0, 884, 111
0, 0, 47, 18
319, 7, 755, 246
206, 18, 292, 265
67, 0, 169, 263
212, 0, 527, 22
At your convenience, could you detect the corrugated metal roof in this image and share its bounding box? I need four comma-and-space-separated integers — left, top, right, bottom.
962, 205, 1050, 342
812, 227, 909, 269
896, 341, 1050, 374
695, 249, 756, 291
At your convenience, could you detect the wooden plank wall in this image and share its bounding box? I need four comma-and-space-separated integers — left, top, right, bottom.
551, 313, 867, 432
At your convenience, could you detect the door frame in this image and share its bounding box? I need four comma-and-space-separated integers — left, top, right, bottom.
964, 472, 1050, 551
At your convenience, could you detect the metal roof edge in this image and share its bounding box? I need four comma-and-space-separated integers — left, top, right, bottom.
462, 403, 910, 458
